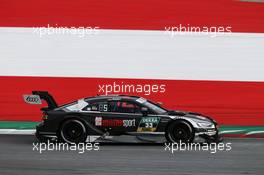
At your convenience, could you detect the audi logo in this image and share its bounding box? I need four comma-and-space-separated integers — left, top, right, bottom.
23, 95, 42, 104
26, 96, 40, 103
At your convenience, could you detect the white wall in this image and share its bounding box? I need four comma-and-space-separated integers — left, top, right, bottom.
0, 27, 264, 81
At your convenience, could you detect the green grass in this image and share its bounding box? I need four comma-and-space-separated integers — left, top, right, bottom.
0, 121, 39, 129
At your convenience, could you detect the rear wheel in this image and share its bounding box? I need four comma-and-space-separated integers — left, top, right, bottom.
59, 119, 87, 144
166, 121, 194, 143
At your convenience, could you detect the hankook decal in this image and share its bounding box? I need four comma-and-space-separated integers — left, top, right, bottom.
137, 117, 160, 132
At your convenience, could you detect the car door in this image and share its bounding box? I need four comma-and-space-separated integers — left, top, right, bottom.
99, 99, 143, 134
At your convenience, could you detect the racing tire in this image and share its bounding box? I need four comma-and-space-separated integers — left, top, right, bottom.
165, 121, 194, 143
58, 119, 87, 144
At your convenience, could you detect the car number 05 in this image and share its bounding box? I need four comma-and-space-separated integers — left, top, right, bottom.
99, 104, 108, 112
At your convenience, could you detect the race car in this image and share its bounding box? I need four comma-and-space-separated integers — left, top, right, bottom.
23, 91, 222, 144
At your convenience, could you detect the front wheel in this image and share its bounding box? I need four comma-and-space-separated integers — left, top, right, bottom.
165, 121, 194, 143
59, 119, 87, 144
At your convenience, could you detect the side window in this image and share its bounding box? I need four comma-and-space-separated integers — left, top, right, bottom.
108, 101, 141, 114
83, 101, 108, 112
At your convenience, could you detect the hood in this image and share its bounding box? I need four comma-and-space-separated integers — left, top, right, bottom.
166, 110, 215, 123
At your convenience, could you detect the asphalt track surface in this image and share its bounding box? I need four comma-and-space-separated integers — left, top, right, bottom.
0, 135, 263, 175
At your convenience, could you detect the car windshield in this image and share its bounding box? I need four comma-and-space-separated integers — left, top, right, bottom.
136, 97, 167, 114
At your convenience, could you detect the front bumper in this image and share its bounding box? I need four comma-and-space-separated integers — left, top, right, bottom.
195, 126, 223, 143
195, 128, 217, 136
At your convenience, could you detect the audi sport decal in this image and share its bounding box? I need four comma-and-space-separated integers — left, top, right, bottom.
137, 117, 160, 132
23, 95, 42, 104
123, 119, 136, 128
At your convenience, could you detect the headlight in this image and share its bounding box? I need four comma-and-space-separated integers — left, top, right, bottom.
197, 122, 214, 128
195, 115, 207, 120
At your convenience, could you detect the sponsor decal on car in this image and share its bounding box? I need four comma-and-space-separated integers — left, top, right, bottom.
95, 117, 102, 126
95, 117, 135, 127
136, 97, 147, 104
102, 119, 123, 127
123, 119, 136, 127
137, 117, 160, 132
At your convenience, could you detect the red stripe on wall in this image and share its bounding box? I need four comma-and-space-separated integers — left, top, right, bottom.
0, 76, 264, 125
0, 0, 264, 32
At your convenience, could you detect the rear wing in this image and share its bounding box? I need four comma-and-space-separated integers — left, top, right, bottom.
23, 91, 58, 110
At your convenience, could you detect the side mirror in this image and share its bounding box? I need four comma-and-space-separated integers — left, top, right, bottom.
141, 107, 148, 116
157, 102, 163, 106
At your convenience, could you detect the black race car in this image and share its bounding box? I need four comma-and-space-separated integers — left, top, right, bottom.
23, 91, 222, 144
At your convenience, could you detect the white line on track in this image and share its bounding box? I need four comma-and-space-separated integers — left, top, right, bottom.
0, 129, 35, 135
